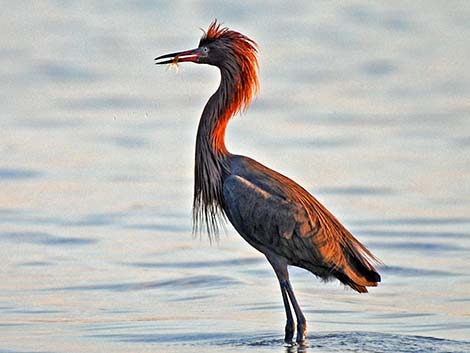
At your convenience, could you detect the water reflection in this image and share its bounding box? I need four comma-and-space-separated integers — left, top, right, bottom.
285, 342, 308, 353
211, 332, 470, 352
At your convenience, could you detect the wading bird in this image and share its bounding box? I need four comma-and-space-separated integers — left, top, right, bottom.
155, 20, 381, 344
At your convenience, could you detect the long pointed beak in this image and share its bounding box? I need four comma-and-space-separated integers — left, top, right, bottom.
154, 48, 201, 65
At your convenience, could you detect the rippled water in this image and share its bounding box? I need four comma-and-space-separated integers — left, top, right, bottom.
1, 1, 470, 352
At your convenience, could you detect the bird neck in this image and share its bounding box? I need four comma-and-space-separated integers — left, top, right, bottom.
193, 67, 239, 236
196, 68, 237, 156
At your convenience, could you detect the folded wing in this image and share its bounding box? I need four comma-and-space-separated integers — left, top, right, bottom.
223, 174, 381, 293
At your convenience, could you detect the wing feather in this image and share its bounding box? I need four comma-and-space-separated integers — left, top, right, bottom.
223, 169, 381, 292
223, 175, 324, 268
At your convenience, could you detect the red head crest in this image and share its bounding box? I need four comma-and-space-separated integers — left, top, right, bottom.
200, 20, 259, 114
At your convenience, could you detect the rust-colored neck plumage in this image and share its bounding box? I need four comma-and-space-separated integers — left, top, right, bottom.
193, 21, 259, 237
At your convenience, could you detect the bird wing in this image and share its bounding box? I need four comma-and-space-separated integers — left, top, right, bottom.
223, 174, 324, 268
223, 173, 380, 291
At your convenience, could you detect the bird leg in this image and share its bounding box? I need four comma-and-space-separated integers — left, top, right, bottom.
284, 279, 307, 343
266, 255, 307, 343
280, 280, 295, 342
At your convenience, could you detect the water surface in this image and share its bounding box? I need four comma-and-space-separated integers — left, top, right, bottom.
1, 1, 470, 352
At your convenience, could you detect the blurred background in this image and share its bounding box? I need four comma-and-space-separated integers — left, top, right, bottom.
1, 1, 469, 352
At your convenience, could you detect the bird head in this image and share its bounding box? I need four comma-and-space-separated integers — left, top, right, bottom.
155, 20, 258, 68
155, 20, 259, 112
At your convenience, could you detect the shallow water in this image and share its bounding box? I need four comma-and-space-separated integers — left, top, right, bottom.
1, 1, 470, 352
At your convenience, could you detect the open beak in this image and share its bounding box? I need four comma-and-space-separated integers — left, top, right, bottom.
154, 48, 201, 65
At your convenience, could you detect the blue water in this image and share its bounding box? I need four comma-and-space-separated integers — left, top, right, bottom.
1, 1, 470, 352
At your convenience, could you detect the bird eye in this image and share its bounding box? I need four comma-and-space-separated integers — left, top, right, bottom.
201, 46, 209, 54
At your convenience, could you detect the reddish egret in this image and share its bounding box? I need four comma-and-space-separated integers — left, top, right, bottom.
155, 20, 381, 344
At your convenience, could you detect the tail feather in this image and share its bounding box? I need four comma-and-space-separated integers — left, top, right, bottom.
348, 249, 381, 283
338, 237, 381, 292
334, 271, 369, 293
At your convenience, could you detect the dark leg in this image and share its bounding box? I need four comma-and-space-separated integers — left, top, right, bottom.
280, 280, 295, 342
285, 280, 307, 343
265, 254, 307, 343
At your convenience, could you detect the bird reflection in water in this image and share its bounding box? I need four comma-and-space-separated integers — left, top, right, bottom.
286, 342, 308, 353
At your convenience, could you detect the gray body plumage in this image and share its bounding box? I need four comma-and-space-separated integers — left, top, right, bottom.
223, 154, 380, 291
